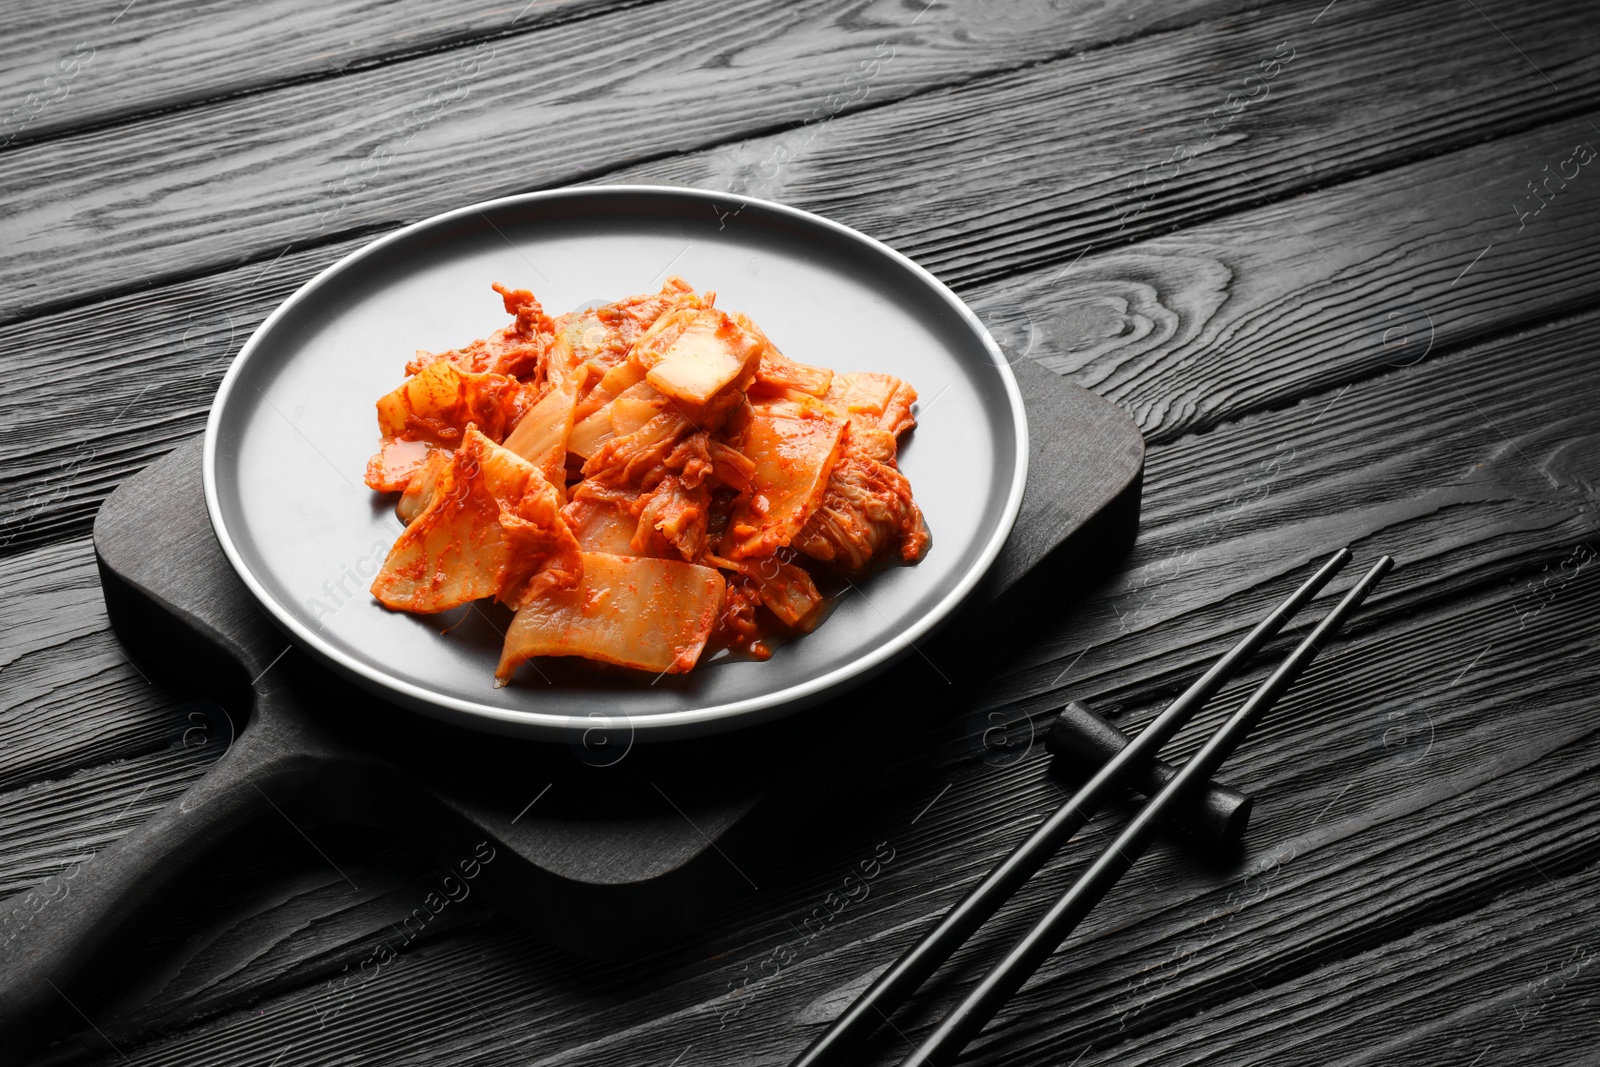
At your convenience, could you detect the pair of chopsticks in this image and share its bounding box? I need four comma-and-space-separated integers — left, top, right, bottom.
791, 548, 1391, 1067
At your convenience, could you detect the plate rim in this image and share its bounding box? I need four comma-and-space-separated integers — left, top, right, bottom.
203, 185, 1029, 739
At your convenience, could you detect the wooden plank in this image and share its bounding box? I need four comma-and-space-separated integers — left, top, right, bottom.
1074, 869, 1600, 1066
971, 302, 1600, 724
3, 0, 1595, 326
96, 832, 501, 1036
0, 538, 193, 793
0, 0, 643, 147
0, 746, 211, 898
6, 0, 1600, 555
0, 0, 1277, 324
602, 0, 1600, 288
964, 109, 1600, 446
8, 315, 1598, 1054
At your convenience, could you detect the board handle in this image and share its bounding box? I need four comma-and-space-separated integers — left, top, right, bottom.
0, 685, 324, 1056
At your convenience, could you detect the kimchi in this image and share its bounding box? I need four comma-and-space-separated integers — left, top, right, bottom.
363, 279, 930, 685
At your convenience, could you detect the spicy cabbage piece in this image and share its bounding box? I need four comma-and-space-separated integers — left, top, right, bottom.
581, 408, 695, 487
632, 473, 712, 562
573, 359, 647, 423
502, 370, 584, 492
495, 552, 725, 683
715, 575, 767, 657
632, 307, 766, 407
376, 359, 532, 449
663, 430, 714, 485
755, 557, 824, 629
567, 412, 615, 460
371, 428, 580, 613
713, 553, 824, 629
407, 283, 556, 381
718, 400, 847, 560
568, 406, 617, 460
755, 347, 833, 396
609, 386, 665, 437
793, 424, 929, 571
396, 447, 453, 525
708, 439, 756, 494
825, 371, 918, 437
561, 482, 643, 555
567, 377, 660, 459
365, 438, 437, 494
560, 276, 704, 375
727, 311, 833, 396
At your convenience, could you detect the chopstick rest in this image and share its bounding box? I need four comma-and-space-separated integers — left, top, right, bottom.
1048, 701, 1253, 849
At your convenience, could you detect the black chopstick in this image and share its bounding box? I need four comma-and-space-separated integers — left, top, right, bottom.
788, 548, 1353, 1067
898, 555, 1394, 1066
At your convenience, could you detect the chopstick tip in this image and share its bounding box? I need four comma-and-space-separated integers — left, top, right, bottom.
1346, 555, 1394, 602
1315, 547, 1353, 579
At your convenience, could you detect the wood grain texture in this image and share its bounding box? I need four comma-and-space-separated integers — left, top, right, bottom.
1072, 868, 1600, 1066
3, 0, 1593, 327
963, 111, 1600, 445
602, 0, 1600, 288
975, 302, 1600, 726
0, 0, 1264, 323
0, 745, 214, 898
0, 0, 644, 148
102, 830, 503, 1035
0, 538, 194, 793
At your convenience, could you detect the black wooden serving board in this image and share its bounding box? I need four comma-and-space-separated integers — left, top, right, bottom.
0, 356, 1141, 1055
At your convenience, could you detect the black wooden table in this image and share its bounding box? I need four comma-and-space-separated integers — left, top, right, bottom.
3, 1, 1598, 1064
